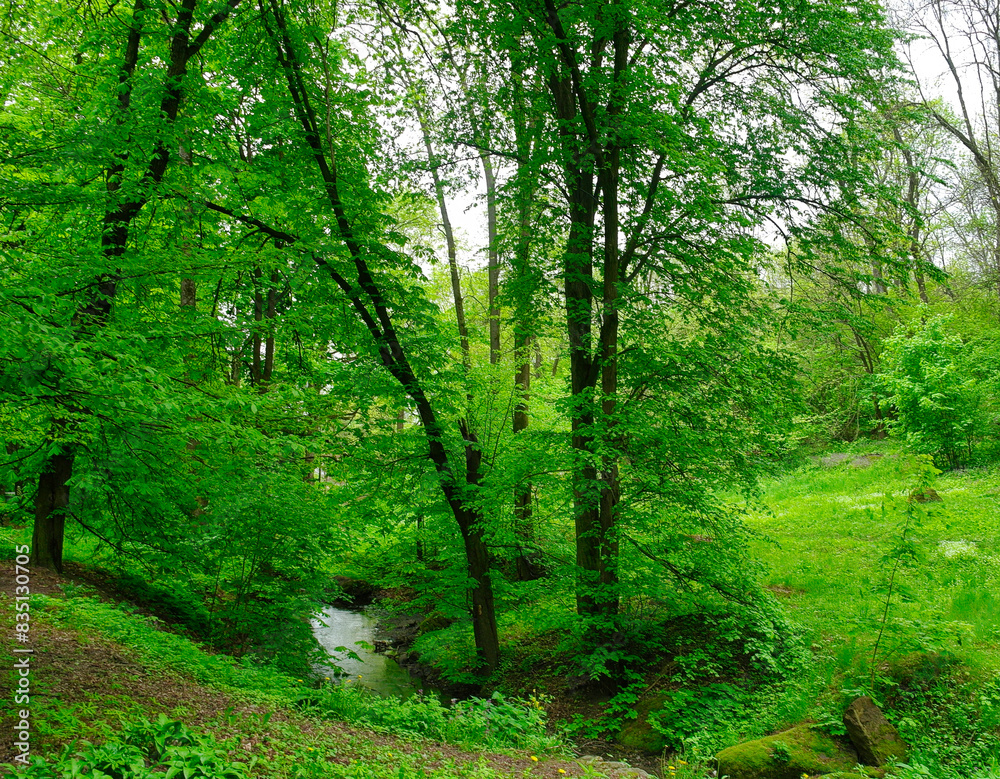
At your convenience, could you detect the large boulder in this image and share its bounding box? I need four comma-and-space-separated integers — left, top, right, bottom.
716, 724, 859, 779
416, 610, 455, 635
615, 694, 670, 753
843, 697, 908, 766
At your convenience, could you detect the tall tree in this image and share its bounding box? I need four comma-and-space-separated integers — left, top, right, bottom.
461, 0, 908, 620
248, 0, 502, 671
907, 0, 1000, 301
1, 0, 242, 572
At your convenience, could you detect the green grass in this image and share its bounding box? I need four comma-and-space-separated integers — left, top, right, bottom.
750, 453, 1000, 651
3, 589, 577, 779
740, 450, 1000, 777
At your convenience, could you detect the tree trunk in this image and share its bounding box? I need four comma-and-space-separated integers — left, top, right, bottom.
513, 330, 536, 580
30, 452, 72, 573
417, 109, 470, 371
482, 151, 501, 366
263, 3, 500, 670
510, 76, 541, 581
30, 0, 239, 572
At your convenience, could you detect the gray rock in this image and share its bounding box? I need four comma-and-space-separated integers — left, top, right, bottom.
574, 757, 653, 779
851, 454, 884, 468
816, 453, 852, 467
843, 696, 907, 766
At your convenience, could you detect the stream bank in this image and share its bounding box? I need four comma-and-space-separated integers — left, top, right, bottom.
315, 584, 665, 777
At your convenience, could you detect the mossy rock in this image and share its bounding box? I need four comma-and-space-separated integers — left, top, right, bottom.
615, 694, 670, 753
716, 724, 859, 779
819, 774, 870, 778
417, 611, 455, 635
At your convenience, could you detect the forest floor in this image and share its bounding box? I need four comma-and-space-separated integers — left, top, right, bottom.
0, 563, 651, 779
4, 446, 1000, 779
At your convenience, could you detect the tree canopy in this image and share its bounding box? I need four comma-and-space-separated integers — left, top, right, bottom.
3, 0, 998, 683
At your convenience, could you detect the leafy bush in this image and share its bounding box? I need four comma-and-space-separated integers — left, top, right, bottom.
648, 683, 747, 752
876, 316, 981, 468
884, 663, 1000, 779
410, 621, 482, 685
303, 682, 561, 751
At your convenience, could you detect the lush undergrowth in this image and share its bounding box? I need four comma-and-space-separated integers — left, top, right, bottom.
5, 444, 1000, 779
408, 446, 1000, 778
1, 586, 577, 779
744, 447, 1000, 778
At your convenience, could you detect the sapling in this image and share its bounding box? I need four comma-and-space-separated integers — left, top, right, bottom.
869, 455, 939, 688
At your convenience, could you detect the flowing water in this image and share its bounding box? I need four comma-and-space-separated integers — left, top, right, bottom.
311, 605, 429, 698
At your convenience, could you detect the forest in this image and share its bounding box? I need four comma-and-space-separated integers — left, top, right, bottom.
1, 0, 1000, 776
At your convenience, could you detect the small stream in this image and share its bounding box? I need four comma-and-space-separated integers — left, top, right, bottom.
310, 604, 662, 776
310, 605, 432, 698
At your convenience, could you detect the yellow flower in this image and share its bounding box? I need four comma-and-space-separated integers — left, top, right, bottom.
677, 762, 687, 766
530, 756, 538, 762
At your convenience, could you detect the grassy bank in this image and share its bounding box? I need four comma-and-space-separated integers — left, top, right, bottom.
3, 447, 1000, 779
0, 581, 606, 779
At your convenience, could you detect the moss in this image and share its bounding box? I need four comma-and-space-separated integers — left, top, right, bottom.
820, 774, 871, 778
614, 694, 670, 753
716, 724, 860, 779
417, 611, 456, 635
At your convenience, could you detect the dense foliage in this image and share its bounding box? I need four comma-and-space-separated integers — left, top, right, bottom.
4, 0, 1000, 774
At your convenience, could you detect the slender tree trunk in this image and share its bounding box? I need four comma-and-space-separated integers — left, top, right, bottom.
510, 73, 541, 580
252, 270, 263, 385
895, 128, 930, 305
263, 3, 500, 670
513, 328, 535, 580
265, 272, 278, 383
251, 267, 278, 388
29, 0, 240, 572
417, 110, 470, 371
481, 152, 501, 366
594, 20, 627, 617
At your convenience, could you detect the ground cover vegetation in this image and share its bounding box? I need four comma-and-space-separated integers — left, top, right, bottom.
3, 0, 1000, 774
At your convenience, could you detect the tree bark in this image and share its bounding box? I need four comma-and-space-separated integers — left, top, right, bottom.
417, 109, 470, 371
263, 2, 500, 670
31, 452, 72, 573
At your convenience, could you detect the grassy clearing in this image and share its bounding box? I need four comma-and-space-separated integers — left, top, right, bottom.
741, 449, 1000, 777
751, 452, 1000, 660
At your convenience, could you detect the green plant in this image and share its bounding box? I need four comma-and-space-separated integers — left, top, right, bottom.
876, 316, 980, 468
770, 739, 791, 764
869, 456, 939, 687
13, 719, 253, 779
307, 680, 561, 752
648, 683, 747, 753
